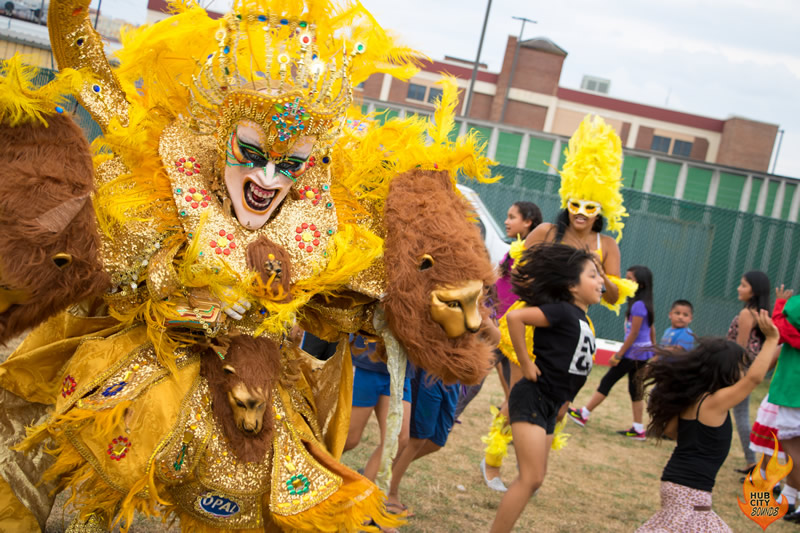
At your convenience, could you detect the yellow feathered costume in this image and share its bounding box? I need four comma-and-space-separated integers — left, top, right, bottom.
0, 0, 498, 531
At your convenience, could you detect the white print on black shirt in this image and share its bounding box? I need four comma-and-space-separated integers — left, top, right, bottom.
569, 319, 595, 376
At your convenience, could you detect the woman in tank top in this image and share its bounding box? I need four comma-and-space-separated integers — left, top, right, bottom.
636, 311, 779, 532
726, 270, 771, 474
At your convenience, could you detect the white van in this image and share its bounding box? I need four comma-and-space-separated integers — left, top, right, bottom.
457, 184, 510, 266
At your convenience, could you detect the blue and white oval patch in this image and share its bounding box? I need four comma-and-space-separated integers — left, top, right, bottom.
197, 493, 241, 517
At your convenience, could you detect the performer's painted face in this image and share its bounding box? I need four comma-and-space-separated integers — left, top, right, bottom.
567, 198, 601, 231
224, 121, 316, 230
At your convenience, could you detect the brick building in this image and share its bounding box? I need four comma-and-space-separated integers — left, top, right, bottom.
357, 36, 779, 174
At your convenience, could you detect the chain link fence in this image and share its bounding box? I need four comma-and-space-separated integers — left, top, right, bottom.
462, 164, 800, 342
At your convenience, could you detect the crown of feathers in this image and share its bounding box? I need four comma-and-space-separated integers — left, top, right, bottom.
557, 114, 627, 241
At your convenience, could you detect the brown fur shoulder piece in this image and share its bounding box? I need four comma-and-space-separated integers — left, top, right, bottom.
0, 114, 109, 343
200, 334, 280, 463
383, 169, 496, 385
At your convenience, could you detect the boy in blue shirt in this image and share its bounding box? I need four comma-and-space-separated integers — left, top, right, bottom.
660, 299, 694, 350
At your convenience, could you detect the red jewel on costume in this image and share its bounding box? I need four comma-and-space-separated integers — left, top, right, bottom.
181, 185, 211, 210
61, 375, 77, 398
210, 230, 235, 255
174, 156, 202, 176
107, 436, 131, 461
301, 185, 321, 204
294, 224, 322, 253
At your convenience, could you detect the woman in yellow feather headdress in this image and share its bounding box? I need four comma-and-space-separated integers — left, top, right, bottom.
480, 115, 638, 490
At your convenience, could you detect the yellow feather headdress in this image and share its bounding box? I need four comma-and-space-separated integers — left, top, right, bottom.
0, 55, 85, 127
113, 0, 422, 160
557, 114, 626, 241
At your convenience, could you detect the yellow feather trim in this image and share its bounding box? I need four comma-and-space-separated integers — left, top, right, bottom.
600, 275, 639, 314
508, 235, 525, 264
556, 115, 627, 241
482, 406, 512, 468
270, 476, 404, 532
333, 76, 500, 216
497, 300, 535, 366
0, 55, 86, 127
550, 417, 570, 451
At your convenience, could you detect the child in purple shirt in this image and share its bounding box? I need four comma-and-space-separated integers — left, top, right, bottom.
567, 266, 655, 440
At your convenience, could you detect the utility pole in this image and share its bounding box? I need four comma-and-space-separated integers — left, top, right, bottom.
93, 0, 101, 28
499, 16, 536, 123
464, 0, 492, 118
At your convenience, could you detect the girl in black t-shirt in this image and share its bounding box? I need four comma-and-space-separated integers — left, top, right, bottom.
637, 312, 778, 532
490, 244, 604, 533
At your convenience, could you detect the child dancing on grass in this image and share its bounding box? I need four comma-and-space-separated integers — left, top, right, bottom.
637, 311, 779, 532
489, 243, 604, 533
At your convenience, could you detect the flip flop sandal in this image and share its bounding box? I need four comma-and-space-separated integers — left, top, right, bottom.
386, 502, 415, 518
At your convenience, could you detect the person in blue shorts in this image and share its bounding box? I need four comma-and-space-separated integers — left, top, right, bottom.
385, 367, 459, 515
344, 334, 412, 483
661, 300, 694, 351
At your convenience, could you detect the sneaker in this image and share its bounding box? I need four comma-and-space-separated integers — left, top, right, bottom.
566, 407, 588, 427
617, 427, 646, 441
480, 458, 507, 492
784, 507, 800, 523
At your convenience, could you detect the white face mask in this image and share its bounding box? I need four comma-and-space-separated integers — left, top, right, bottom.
567, 198, 602, 218
223, 122, 316, 230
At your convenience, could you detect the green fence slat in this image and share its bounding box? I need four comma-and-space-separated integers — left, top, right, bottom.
782, 184, 797, 220
525, 137, 554, 173
748, 178, 763, 213
683, 167, 712, 203
651, 160, 681, 197
495, 132, 523, 167
622, 156, 648, 190
716, 172, 746, 210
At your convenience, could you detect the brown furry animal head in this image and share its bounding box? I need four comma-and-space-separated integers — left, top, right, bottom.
200, 335, 281, 463
383, 169, 497, 386
0, 114, 109, 343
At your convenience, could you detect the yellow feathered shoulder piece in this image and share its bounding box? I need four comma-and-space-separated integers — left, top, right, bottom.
557, 115, 626, 241
0, 55, 85, 127
332, 76, 500, 214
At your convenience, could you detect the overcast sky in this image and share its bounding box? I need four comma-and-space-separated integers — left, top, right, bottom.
96, 0, 800, 178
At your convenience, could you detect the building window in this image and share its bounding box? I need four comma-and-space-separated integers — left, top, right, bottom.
672, 140, 693, 158
356, 81, 365, 89
651, 135, 671, 153
427, 88, 443, 104
407, 83, 426, 101
580, 75, 611, 95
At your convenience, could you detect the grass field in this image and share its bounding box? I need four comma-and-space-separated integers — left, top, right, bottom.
341, 369, 797, 533
0, 332, 791, 532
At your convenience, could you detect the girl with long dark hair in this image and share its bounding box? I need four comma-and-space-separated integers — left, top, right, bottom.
489, 244, 604, 532
478, 201, 541, 491
567, 265, 655, 439
727, 270, 771, 473
636, 314, 779, 532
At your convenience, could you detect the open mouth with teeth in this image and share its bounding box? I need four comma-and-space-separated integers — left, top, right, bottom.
243, 179, 279, 213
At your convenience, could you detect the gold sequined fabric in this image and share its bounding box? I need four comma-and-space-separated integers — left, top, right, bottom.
47, 0, 129, 129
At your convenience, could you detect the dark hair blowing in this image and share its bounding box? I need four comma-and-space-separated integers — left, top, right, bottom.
644, 338, 748, 440
500, 202, 543, 278
626, 265, 654, 325
511, 243, 595, 307
553, 208, 605, 244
